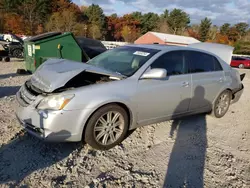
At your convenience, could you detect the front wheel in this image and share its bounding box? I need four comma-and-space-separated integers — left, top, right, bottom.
13, 49, 23, 58
84, 104, 129, 150
211, 90, 232, 118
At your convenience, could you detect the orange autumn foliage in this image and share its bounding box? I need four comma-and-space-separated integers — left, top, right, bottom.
206, 33, 233, 45
4, 13, 25, 34
107, 14, 140, 41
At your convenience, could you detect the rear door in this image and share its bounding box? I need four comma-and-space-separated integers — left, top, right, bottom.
184, 50, 225, 111
136, 51, 192, 124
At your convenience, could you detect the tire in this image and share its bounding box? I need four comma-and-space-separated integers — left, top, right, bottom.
0, 57, 2, 61
13, 49, 23, 58
4, 57, 10, 62
211, 90, 232, 118
84, 104, 129, 150
239, 64, 244, 69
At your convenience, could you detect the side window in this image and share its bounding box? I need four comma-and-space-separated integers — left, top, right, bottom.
213, 57, 223, 71
150, 51, 186, 76
185, 51, 222, 73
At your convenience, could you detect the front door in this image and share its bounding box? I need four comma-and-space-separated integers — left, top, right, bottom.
135, 51, 192, 125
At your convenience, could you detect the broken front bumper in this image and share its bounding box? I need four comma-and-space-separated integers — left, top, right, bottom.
15, 104, 92, 142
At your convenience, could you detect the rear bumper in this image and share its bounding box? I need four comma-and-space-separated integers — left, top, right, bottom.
231, 84, 244, 104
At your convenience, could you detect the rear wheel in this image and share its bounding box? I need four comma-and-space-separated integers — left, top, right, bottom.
211, 90, 232, 118
84, 104, 129, 150
239, 64, 244, 69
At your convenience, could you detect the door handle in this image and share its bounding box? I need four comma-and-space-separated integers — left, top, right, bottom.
182, 82, 190, 87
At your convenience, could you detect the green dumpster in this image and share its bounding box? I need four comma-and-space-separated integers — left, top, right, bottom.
24, 32, 106, 73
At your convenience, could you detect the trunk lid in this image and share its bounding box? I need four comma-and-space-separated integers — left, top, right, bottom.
30, 58, 124, 93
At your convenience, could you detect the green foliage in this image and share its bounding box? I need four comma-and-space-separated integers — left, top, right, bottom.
131, 11, 143, 21
85, 4, 106, 39
161, 9, 169, 20
167, 8, 190, 34
140, 12, 159, 34
220, 23, 230, 35
235, 22, 249, 38
233, 41, 250, 55
199, 17, 212, 42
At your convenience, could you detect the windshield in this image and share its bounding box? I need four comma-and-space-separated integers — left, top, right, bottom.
87, 46, 159, 76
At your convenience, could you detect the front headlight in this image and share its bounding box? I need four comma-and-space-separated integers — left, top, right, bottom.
37, 94, 75, 110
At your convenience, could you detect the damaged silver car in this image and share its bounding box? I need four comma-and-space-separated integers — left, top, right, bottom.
16, 43, 245, 150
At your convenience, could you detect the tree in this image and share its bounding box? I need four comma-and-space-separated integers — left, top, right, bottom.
228, 27, 239, 42
110, 13, 118, 18
140, 12, 159, 34
186, 25, 200, 39
85, 4, 106, 39
46, 10, 80, 34
121, 25, 130, 42
131, 11, 143, 21
106, 14, 140, 41
167, 9, 190, 35
0, 9, 4, 33
160, 9, 169, 20
51, 0, 79, 13
208, 25, 218, 41
220, 23, 230, 35
2, 0, 51, 34
199, 17, 212, 42
235, 22, 249, 39
89, 24, 102, 39
155, 20, 171, 34
4, 13, 25, 34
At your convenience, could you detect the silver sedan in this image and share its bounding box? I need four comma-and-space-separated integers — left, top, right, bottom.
16, 43, 244, 150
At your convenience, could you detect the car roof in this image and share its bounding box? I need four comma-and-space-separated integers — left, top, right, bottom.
125, 43, 234, 65
125, 44, 188, 51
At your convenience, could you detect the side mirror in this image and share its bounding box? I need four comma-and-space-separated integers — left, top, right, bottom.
141, 68, 167, 79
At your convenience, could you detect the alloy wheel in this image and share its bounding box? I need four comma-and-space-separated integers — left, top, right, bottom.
94, 111, 125, 145
215, 93, 230, 116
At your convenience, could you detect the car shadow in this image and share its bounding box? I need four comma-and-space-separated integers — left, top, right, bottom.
0, 86, 20, 98
0, 131, 81, 185
164, 86, 209, 188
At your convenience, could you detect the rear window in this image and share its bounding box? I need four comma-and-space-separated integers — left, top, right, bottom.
185, 51, 223, 73
76, 37, 106, 49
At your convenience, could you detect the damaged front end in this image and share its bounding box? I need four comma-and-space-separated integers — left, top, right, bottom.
17, 58, 124, 107
16, 58, 125, 142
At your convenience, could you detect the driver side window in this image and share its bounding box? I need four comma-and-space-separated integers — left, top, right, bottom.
150, 51, 186, 76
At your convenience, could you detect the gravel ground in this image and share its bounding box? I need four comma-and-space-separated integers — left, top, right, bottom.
0, 60, 250, 188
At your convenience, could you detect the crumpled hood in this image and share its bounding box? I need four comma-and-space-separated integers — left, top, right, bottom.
31, 58, 124, 93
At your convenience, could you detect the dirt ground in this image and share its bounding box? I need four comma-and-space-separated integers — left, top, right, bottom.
0, 60, 250, 188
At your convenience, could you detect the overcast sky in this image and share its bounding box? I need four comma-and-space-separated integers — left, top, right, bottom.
73, 0, 250, 25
